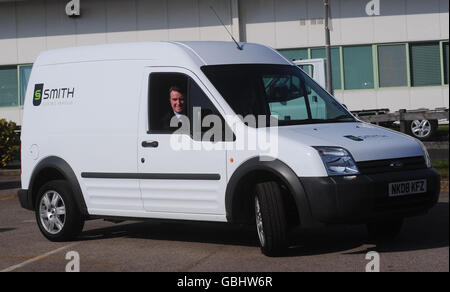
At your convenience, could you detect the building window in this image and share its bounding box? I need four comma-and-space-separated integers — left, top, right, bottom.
377, 44, 408, 88
444, 42, 449, 85
279, 49, 312, 75
278, 48, 309, 61
343, 45, 374, 90
0, 66, 18, 107
410, 42, 441, 87
19, 65, 32, 105
311, 47, 342, 90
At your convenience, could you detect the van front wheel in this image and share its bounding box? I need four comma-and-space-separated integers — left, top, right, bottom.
254, 182, 288, 256
35, 180, 84, 242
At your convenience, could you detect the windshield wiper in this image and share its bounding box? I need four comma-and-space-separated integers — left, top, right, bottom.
277, 116, 355, 126
325, 114, 355, 122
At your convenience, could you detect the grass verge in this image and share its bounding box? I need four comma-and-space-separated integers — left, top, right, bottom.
432, 159, 449, 180
437, 125, 449, 132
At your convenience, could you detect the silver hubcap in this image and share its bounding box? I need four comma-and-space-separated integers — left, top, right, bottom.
411, 120, 431, 138
255, 196, 266, 247
39, 191, 66, 234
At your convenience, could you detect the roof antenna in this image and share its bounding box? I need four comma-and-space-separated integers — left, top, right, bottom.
210, 6, 243, 50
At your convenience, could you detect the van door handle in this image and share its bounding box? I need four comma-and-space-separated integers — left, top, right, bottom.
142, 141, 159, 148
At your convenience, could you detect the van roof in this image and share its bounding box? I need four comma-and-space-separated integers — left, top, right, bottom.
34, 41, 291, 67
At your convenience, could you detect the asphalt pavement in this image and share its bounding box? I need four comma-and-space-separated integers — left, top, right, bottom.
0, 183, 448, 272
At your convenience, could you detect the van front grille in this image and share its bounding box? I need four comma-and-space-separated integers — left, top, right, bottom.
357, 156, 427, 175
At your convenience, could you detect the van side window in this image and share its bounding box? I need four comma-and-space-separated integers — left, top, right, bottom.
148, 73, 188, 133
148, 72, 234, 141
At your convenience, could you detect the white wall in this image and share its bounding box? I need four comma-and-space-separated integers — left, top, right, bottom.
240, 0, 449, 48
0, 0, 448, 124
0, 0, 236, 65
0, 107, 22, 124
334, 86, 449, 112
1, 0, 448, 65
0, 2, 18, 65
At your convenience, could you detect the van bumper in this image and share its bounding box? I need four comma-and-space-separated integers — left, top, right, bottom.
299, 168, 440, 224
18, 189, 34, 211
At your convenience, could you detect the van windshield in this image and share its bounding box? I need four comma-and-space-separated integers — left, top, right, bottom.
201, 64, 355, 127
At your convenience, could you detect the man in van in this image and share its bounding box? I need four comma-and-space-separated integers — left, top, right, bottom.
160, 85, 186, 131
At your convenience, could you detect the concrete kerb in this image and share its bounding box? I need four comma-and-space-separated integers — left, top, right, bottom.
0, 169, 20, 190
424, 141, 449, 150
0, 169, 20, 177
425, 141, 449, 160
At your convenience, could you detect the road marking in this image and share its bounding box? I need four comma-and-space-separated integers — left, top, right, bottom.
0, 195, 17, 201
0, 243, 78, 272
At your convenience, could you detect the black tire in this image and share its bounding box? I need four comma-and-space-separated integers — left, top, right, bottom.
367, 218, 403, 242
406, 119, 438, 141
254, 182, 288, 256
35, 180, 84, 242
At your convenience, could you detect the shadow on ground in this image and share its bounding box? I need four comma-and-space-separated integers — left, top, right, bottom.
0, 228, 16, 233
76, 201, 448, 257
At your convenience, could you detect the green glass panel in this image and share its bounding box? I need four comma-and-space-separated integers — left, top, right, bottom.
410, 43, 441, 87
0, 67, 18, 107
278, 49, 308, 62
378, 44, 408, 87
343, 46, 374, 90
311, 47, 342, 90
20, 65, 32, 105
278, 49, 312, 75
444, 43, 449, 85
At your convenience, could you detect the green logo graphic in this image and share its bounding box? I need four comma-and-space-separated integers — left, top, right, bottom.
33, 83, 44, 106
344, 135, 364, 141
34, 90, 41, 100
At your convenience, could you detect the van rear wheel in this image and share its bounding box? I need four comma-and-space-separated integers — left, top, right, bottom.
254, 182, 288, 256
35, 180, 84, 242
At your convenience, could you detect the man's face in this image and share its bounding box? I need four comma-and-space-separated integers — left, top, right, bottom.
170, 90, 185, 114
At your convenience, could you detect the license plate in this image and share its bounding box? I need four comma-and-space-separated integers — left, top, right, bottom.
389, 180, 427, 197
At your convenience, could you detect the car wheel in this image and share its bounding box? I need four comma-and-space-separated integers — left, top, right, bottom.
367, 218, 403, 242
35, 180, 84, 242
254, 182, 288, 256
406, 119, 438, 141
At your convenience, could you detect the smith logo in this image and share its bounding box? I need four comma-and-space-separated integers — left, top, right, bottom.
33, 83, 75, 106
33, 83, 44, 106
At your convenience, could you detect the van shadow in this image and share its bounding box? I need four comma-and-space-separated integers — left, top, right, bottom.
343, 201, 449, 255
77, 202, 449, 257
286, 202, 448, 257
0, 228, 16, 233
78, 221, 259, 247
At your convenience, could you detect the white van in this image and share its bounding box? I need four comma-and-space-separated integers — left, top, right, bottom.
18, 42, 440, 256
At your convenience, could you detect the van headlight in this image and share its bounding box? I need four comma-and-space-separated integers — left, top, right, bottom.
314, 146, 360, 176
418, 141, 432, 168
